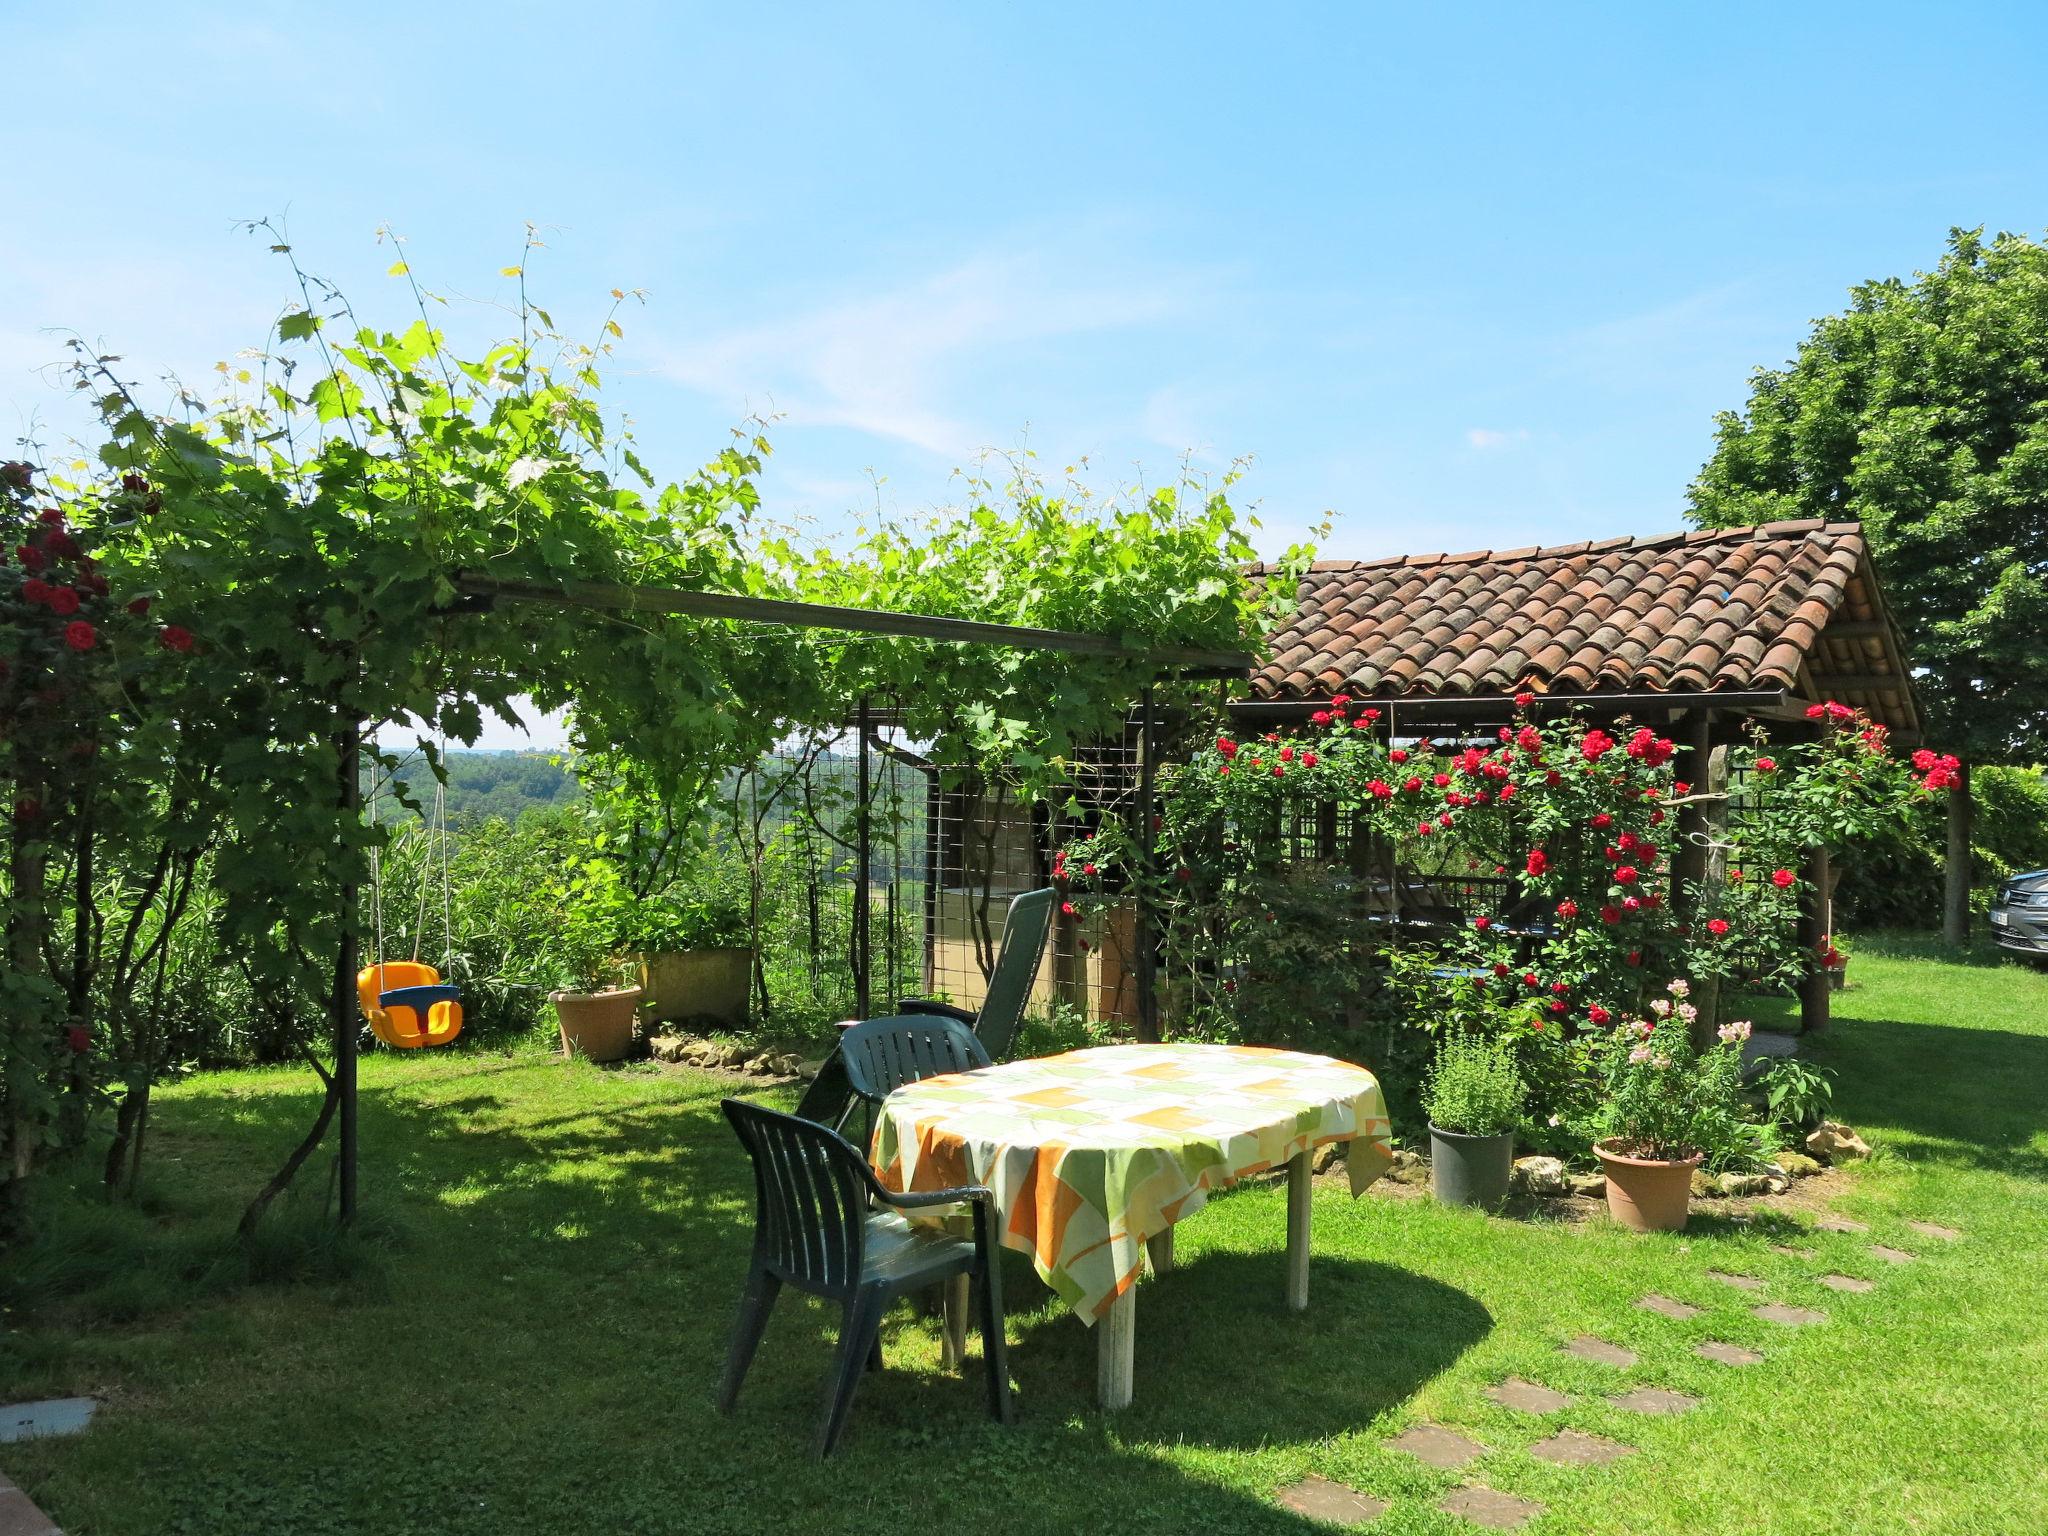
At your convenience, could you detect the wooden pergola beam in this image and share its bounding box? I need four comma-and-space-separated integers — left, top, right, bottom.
451, 570, 1256, 676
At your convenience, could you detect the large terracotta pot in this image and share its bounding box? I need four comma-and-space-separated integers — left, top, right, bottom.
1594, 1138, 1702, 1232
551, 985, 644, 1063
637, 948, 752, 1027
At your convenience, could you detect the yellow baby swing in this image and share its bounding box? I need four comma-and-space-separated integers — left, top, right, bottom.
356, 756, 464, 1049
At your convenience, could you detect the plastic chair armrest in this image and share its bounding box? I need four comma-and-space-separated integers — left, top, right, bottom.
897, 998, 976, 1026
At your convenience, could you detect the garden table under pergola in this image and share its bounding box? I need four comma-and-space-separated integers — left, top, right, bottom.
870, 1042, 1395, 1408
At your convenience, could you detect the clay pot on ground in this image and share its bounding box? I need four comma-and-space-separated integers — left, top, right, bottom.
1593, 1138, 1702, 1232
551, 985, 644, 1063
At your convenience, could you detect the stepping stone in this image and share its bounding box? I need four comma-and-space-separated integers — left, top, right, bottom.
1635, 1293, 1700, 1320
1755, 1303, 1827, 1326
1563, 1334, 1637, 1367
1770, 1244, 1814, 1259
0, 1397, 96, 1444
1816, 1216, 1868, 1233
0, 1475, 62, 1536
1387, 1424, 1486, 1469
1709, 1270, 1767, 1292
1870, 1245, 1917, 1264
1907, 1221, 1961, 1241
1486, 1377, 1571, 1414
1528, 1428, 1637, 1466
1278, 1475, 1389, 1525
1695, 1340, 1763, 1366
1818, 1273, 1874, 1293
1609, 1386, 1700, 1414
1440, 1486, 1545, 1530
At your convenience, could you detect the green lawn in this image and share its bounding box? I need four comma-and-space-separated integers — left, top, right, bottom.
5, 933, 2046, 1535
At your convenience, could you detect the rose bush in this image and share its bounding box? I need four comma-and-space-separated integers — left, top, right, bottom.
1055, 693, 1951, 1139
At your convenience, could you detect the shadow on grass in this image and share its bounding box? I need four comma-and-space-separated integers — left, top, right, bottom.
1816, 1014, 2048, 1178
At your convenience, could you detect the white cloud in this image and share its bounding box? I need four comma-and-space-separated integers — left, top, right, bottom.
1465, 427, 1532, 450
649, 247, 1199, 459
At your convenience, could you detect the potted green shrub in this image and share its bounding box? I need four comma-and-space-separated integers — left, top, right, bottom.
549, 864, 643, 1063
1422, 1031, 1525, 1211
1591, 979, 1753, 1231
629, 877, 753, 1030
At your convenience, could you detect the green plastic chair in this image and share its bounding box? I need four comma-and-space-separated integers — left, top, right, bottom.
717, 1099, 1012, 1457
795, 886, 1056, 1133
899, 885, 1057, 1060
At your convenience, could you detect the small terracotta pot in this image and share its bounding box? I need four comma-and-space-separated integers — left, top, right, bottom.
550, 985, 644, 1063
1593, 1138, 1702, 1232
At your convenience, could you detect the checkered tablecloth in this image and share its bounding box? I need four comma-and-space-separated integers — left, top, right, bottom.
871, 1042, 1393, 1322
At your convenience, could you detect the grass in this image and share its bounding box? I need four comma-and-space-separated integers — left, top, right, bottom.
4, 931, 2046, 1534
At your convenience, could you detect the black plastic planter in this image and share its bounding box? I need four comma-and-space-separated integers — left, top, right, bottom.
1429, 1124, 1515, 1211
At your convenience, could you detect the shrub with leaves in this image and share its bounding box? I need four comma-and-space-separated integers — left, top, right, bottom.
1421, 1031, 1525, 1138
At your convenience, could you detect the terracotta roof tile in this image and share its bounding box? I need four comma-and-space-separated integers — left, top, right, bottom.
1247, 521, 1915, 725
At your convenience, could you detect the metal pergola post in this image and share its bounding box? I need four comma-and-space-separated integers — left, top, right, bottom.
854, 694, 872, 1020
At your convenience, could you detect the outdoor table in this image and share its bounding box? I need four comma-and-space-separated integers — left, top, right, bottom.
870, 1041, 1394, 1409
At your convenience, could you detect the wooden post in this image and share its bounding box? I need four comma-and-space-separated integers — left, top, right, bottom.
335, 712, 361, 1225
1673, 708, 1712, 917
1285, 1151, 1311, 1312
1797, 843, 1832, 1035
1944, 760, 1973, 947
1096, 1286, 1136, 1409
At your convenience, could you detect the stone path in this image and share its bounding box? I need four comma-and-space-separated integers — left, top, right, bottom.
1486, 1378, 1571, 1413
1272, 1205, 1955, 1528
1563, 1334, 1637, 1367
1610, 1386, 1700, 1414
1278, 1475, 1388, 1525
0, 1471, 61, 1536
1695, 1340, 1764, 1366
1754, 1302, 1828, 1326
1529, 1429, 1635, 1466
1387, 1423, 1485, 1469
1440, 1486, 1546, 1529
1635, 1293, 1699, 1319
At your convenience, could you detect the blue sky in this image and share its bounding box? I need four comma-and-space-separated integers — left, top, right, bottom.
6, 3, 2044, 746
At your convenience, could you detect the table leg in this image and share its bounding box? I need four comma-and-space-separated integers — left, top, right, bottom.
941, 1273, 970, 1369
1146, 1226, 1175, 1276
1286, 1150, 1311, 1312
1096, 1286, 1136, 1410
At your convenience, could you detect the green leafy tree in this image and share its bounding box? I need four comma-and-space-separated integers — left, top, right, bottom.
1688, 228, 2048, 935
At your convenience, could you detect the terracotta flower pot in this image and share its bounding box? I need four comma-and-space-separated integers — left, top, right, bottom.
1593, 1138, 1702, 1232
550, 985, 644, 1063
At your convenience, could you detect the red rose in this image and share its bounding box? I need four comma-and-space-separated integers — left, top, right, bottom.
1601, 904, 1621, 924
1771, 868, 1795, 888
1805, 703, 1827, 719
1218, 764, 1231, 775
48, 585, 80, 615
16, 543, 45, 572
1615, 865, 1639, 885
1549, 999, 1566, 1013
1279, 746, 1295, 763
1271, 764, 1285, 778
1216, 736, 1238, 758
1362, 708, 1380, 722
1060, 901, 1076, 916
21, 576, 51, 604
1625, 949, 1642, 967
1432, 772, 1451, 788
1492, 962, 1510, 978
159, 625, 194, 652
1082, 862, 1098, 876
1311, 711, 1332, 726
1525, 849, 1547, 877
1390, 748, 1408, 764
1302, 751, 1318, 767
1523, 972, 1539, 988
1550, 980, 1567, 994
1588, 1005, 1611, 1026
1474, 916, 1491, 931
64, 620, 96, 651
1556, 899, 1578, 919
1514, 691, 1534, 707
1331, 693, 1351, 708
1707, 918, 1730, 936
1367, 778, 1392, 799
66, 1025, 91, 1054
1403, 776, 1422, 793
1755, 757, 1776, 773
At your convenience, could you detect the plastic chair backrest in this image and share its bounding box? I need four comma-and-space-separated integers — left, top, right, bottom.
838, 1015, 992, 1103
721, 1099, 870, 1296
976, 886, 1056, 1058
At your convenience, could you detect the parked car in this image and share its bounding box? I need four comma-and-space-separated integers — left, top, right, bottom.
1990, 870, 2048, 959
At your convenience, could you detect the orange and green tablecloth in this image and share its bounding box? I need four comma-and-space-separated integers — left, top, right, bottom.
870, 1042, 1393, 1322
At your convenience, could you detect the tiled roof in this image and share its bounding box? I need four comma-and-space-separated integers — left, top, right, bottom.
1246, 520, 1919, 731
